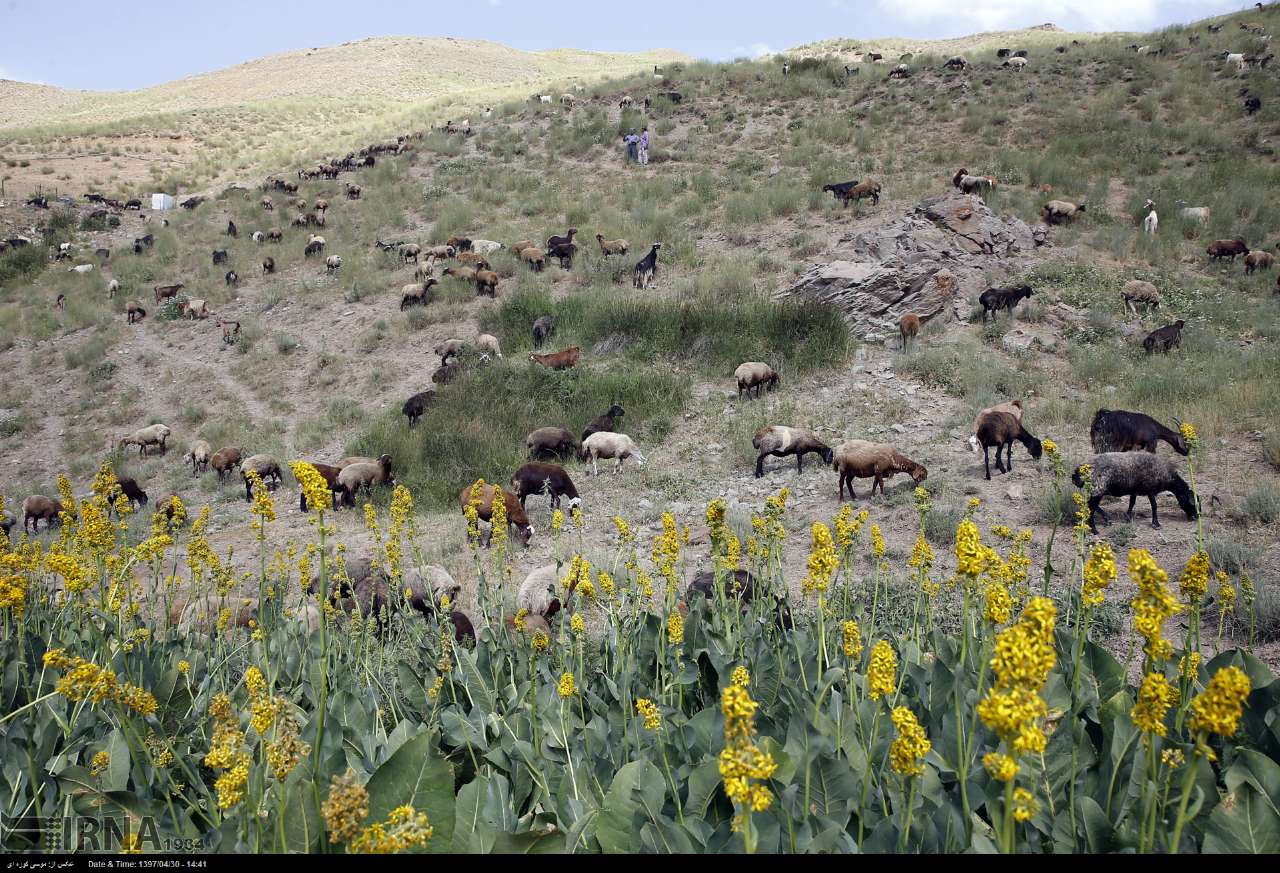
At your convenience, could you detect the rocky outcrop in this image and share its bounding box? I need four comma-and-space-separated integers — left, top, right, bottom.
779, 191, 1043, 341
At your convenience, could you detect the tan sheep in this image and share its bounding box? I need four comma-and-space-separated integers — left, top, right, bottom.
734, 362, 780, 399
580, 432, 646, 476
120, 423, 171, 456
184, 439, 211, 475
832, 440, 928, 499
1120, 280, 1161, 315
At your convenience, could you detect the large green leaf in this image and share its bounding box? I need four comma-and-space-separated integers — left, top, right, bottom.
364, 731, 456, 853
595, 759, 665, 854
1202, 785, 1280, 854
281, 766, 324, 853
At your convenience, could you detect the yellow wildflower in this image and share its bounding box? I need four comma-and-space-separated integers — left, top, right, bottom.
867, 640, 897, 700
889, 706, 931, 777
290, 461, 333, 513
667, 612, 684, 646
1012, 787, 1039, 822
801, 522, 838, 595
842, 619, 863, 659
1178, 551, 1210, 604
983, 752, 1019, 782
557, 671, 577, 698
731, 665, 750, 687
636, 697, 662, 731
1129, 549, 1182, 664
1132, 672, 1179, 737
322, 768, 370, 844
349, 806, 433, 854
1187, 666, 1251, 737
1082, 542, 1117, 607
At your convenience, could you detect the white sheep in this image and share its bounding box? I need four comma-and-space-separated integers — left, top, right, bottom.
107, 279, 119, 298
517, 564, 562, 616
1225, 52, 1247, 71
538, 95, 552, 104
120, 423, 172, 456
476, 333, 503, 359
1175, 200, 1210, 224
471, 240, 503, 256
181, 298, 210, 320
184, 439, 211, 475
1004, 56, 1029, 71
325, 255, 343, 274
581, 432, 646, 476
68, 264, 94, 274
1142, 200, 1158, 236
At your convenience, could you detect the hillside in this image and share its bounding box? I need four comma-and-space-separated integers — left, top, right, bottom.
787, 23, 1122, 60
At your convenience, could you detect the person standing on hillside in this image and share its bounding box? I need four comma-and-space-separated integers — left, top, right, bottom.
638, 127, 650, 165
623, 128, 638, 163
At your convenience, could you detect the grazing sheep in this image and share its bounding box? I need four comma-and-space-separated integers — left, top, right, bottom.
266, 228, 283, 242
832, 440, 928, 499
899, 313, 921, 350
596, 234, 628, 256
401, 390, 437, 427
180, 298, 210, 320
516, 564, 570, 619
529, 346, 580, 369
1072, 452, 1198, 531
262, 256, 276, 275
548, 242, 576, 269
241, 455, 283, 501
1003, 56, 1029, 71
1143, 320, 1185, 354
735, 361, 780, 399
944, 56, 968, 70
336, 455, 394, 507
120, 423, 171, 456
527, 426, 579, 461
580, 432, 646, 476
546, 228, 578, 251
22, 496, 65, 533
510, 240, 535, 257
1174, 201, 1210, 224
1224, 51, 1247, 72
532, 315, 556, 348
887, 63, 912, 79
225, 270, 239, 286
952, 168, 997, 194
107, 279, 119, 298
446, 235, 473, 253
211, 249, 228, 265
185, 439, 212, 475
325, 255, 343, 274
400, 243, 422, 263
434, 338, 468, 365
823, 179, 881, 207
510, 462, 581, 510
633, 243, 662, 289
1207, 238, 1249, 260
471, 240, 503, 256
1245, 250, 1275, 273
459, 483, 534, 546
1142, 199, 1158, 236
219, 319, 240, 345
1120, 280, 1161, 315
261, 196, 274, 211
476, 333, 503, 359
210, 447, 243, 480
154, 282, 185, 304
1041, 200, 1086, 224
0, 508, 14, 538
687, 569, 794, 631
126, 301, 147, 323
69, 264, 95, 275
303, 238, 324, 258
978, 284, 1033, 321
752, 426, 834, 478
399, 278, 437, 310
967, 400, 1024, 453
975, 411, 1042, 479
1090, 409, 1188, 455
456, 252, 489, 268
519, 247, 546, 272
474, 269, 499, 297
432, 362, 464, 385
110, 477, 149, 510
581, 404, 625, 443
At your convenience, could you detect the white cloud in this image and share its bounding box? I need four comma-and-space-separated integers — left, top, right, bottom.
729, 42, 775, 59
877, 0, 1167, 32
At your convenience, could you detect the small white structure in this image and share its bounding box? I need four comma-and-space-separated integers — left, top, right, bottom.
151, 193, 175, 211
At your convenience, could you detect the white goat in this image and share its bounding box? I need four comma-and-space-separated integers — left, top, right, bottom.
1142, 200, 1158, 236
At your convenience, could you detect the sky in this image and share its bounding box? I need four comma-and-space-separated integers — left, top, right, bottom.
0, 0, 1248, 91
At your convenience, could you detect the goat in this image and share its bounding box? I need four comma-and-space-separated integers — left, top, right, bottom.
1143, 320, 1185, 354
529, 347, 580, 370
632, 243, 661, 289
978, 284, 1033, 321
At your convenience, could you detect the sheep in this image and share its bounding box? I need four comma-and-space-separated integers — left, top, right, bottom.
1041, 200, 1086, 224
120, 423, 171, 456
434, 338, 468, 365
1090, 409, 1188, 455
180, 298, 210, 320
126, 301, 147, 323
619, 95, 634, 110
686, 569, 794, 631
314, 198, 329, 213
476, 333, 503, 359
832, 440, 928, 499
951, 168, 997, 194
548, 242, 576, 270
22, 495, 65, 533
471, 240, 503, 256
456, 252, 489, 268
899, 314, 921, 350
110, 476, 149, 510
580, 432, 646, 476
546, 228, 578, 251
1003, 56, 1029, 71
1224, 51, 1247, 72
474, 269, 499, 297
459, 483, 534, 546
325, 255, 343, 274
943, 56, 968, 70
262, 256, 276, 275
1245, 95, 1263, 114
184, 439, 212, 475
336, 455, 394, 507
401, 390, 437, 426
1072, 452, 1198, 532
527, 426, 579, 461
519, 247, 546, 272
261, 196, 274, 211
517, 564, 570, 619
510, 462, 581, 510
295, 462, 343, 511
346, 183, 362, 200
0, 509, 13, 538
752, 426, 834, 478
735, 361, 780, 399
446, 235, 473, 253
69, 264, 95, 275
975, 411, 1042, 480
823, 179, 881, 207
1142, 199, 1158, 236
1245, 250, 1276, 273
211, 249, 228, 265
225, 270, 239, 286
1120, 280, 1161, 315
510, 239, 535, 257
399, 278, 437, 310
210, 447, 243, 480
529, 346, 580, 370
241, 454, 283, 501
303, 238, 324, 257
432, 362, 464, 385
532, 315, 556, 348
219, 319, 240, 345
400, 243, 422, 263
154, 282, 185, 304
887, 63, 912, 79
1207, 238, 1249, 260
266, 228, 283, 242
1143, 320, 1185, 354
1175, 201, 1211, 224
633, 243, 662, 289
595, 234, 628, 257
966, 400, 1024, 453
107, 279, 119, 298
413, 260, 437, 283
581, 404, 625, 443
979, 284, 1033, 321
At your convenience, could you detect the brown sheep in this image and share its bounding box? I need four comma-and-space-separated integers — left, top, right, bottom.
210, 447, 244, 480
458, 482, 534, 546
753, 426, 834, 477
519, 247, 546, 272
1245, 250, 1275, 274
475, 269, 499, 297
23, 495, 65, 533
126, 301, 147, 323
596, 233, 629, 256
832, 440, 928, 499
899, 314, 921, 350
1207, 238, 1249, 261
734, 361, 779, 399
527, 426, 579, 461
975, 411, 1043, 479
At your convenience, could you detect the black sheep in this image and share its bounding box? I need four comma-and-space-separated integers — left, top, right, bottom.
510, 462, 580, 510
975, 411, 1042, 479
1073, 452, 1198, 531
1090, 409, 1188, 455
581, 404, 625, 444
1143, 320, 1185, 354
686, 569, 793, 631
401, 390, 437, 427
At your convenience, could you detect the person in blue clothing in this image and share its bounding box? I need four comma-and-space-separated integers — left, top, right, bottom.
638, 127, 650, 165
623, 128, 638, 162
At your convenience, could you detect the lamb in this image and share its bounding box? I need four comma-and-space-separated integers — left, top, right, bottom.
529, 346, 580, 370
1072, 452, 1198, 532
1245, 250, 1276, 273
476, 333, 503, 359
527, 426, 579, 461
532, 315, 556, 348
126, 301, 147, 323
219, 319, 240, 345
1143, 320, 1185, 354
262, 256, 276, 275
210, 447, 243, 480
519, 247, 546, 272
633, 243, 662, 289
581, 404, 625, 443
510, 240, 535, 257
832, 440, 928, 499
154, 282, 185, 304
180, 298, 210, 320
474, 269, 499, 297
401, 390, 437, 427
596, 234, 628, 256
1142, 199, 1158, 236
241, 454, 283, 501
336, 454, 394, 507
579, 432, 646, 476
1090, 409, 1188, 455
1175, 201, 1210, 224
1041, 200, 1086, 224
22, 496, 65, 533
1120, 280, 1161, 315
325, 255, 343, 274
979, 284, 1033, 321
516, 564, 570, 619
120, 423, 171, 456
1207, 238, 1249, 260
399, 278, 437, 310
967, 400, 1024, 453
752, 426, 834, 478
458, 482, 534, 546
510, 462, 581, 510
899, 313, 921, 350
974, 411, 1043, 480
735, 361, 780, 399
184, 439, 212, 475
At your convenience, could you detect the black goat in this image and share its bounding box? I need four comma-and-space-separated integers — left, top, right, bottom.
978, 284, 1033, 321
581, 404, 625, 443
687, 570, 793, 631
1143, 320, 1185, 354
401, 390, 437, 426
1090, 409, 1188, 455
633, 243, 661, 289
